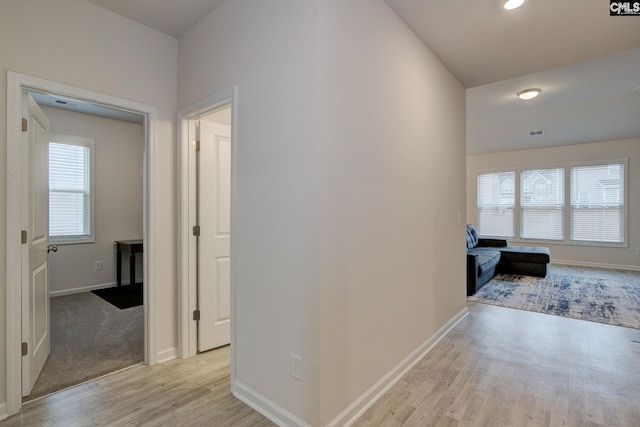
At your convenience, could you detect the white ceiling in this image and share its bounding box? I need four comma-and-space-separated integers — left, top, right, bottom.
202, 107, 232, 126
466, 49, 640, 154
87, 0, 224, 38
386, 0, 640, 88
78, 1, 640, 154
387, 0, 640, 154
30, 91, 144, 124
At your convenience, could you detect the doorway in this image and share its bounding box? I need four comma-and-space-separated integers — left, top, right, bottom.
178, 88, 237, 387
22, 93, 146, 401
196, 109, 232, 352
5, 71, 159, 416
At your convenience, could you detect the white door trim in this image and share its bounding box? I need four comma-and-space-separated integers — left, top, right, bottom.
177, 87, 237, 387
5, 71, 159, 416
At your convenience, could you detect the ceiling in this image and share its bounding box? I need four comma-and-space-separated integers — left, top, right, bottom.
386, 0, 640, 88
73, 1, 640, 155
466, 49, 640, 154
30, 91, 144, 124
87, 0, 224, 38
387, 0, 640, 154
202, 107, 232, 126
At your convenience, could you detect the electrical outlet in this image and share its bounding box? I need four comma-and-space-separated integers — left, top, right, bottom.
636, 248, 640, 256
95, 261, 103, 271
457, 213, 462, 226
290, 354, 302, 381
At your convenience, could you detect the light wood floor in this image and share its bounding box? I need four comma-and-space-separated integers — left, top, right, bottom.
4, 266, 639, 426
2, 346, 274, 427
354, 301, 640, 426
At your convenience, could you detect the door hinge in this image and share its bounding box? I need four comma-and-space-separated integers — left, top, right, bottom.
194, 140, 200, 152
21, 230, 27, 244
193, 310, 201, 321
21, 118, 27, 132
22, 342, 28, 356
192, 225, 200, 237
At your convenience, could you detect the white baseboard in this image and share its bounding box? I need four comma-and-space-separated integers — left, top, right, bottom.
0, 402, 7, 421
49, 279, 141, 297
49, 282, 117, 297
233, 381, 312, 427
326, 307, 470, 427
158, 347, 178, 363
551, 259, 640, 272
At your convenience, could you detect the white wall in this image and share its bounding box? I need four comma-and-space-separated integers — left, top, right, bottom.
466, 138, 640, 270
317, 0, 467, 424
1, 0, 467, 422
0, 0, 177, 407
180, 1, 466, 425
41, 107, 144, 294
179, 1, 320, 424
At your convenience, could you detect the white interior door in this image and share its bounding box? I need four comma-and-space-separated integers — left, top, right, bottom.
21, 93, 51, 396
197, 119, 231, 352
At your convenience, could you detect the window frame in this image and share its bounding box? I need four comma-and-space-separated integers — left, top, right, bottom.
475, 158, 628, 248
48, 133, 95, 244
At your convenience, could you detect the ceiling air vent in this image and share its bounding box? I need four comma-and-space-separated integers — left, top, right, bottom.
528, 130, 544, 136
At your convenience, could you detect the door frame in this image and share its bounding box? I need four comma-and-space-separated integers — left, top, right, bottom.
6, 71, 159, 415
177, 87, 237, 376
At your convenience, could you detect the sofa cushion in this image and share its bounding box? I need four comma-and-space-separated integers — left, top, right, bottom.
466, 224, 478, 249
477, 238, 508, 247
498, 246, 550, 264
501, 261, 548, 278
469, 248, 501, 276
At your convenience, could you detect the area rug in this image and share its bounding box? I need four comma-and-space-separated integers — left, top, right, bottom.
468, 273, 640, 329
92, 282, 143, 309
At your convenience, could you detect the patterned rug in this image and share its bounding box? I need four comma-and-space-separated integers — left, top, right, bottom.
469, 273, 640, 329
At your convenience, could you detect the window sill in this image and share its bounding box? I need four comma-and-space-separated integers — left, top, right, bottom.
509, 239, 628, 249
49, 238, 95, 246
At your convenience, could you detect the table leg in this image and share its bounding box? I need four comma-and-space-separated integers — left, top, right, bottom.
117, 247, 122, 287
130, 252, 136, 287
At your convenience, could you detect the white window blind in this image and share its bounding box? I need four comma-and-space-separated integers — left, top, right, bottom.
570, 163, 624, 243
477, 171, 515, 238
49, 135, 94, 242
520, 168, 564, 240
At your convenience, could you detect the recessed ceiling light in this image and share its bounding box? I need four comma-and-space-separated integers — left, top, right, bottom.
504, 0, 525, 10
517, 88, 541, 100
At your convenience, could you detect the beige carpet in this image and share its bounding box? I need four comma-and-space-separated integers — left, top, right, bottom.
24, 291, 143, 401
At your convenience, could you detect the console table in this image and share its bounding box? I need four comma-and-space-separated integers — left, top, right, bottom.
115, 239, 143, 287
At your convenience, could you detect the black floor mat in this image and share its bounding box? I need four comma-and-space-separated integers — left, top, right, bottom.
92, 283, 143, 309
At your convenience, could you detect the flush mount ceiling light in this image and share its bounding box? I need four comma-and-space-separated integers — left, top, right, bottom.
504, 0, 525, 10
517, 88, 541, 100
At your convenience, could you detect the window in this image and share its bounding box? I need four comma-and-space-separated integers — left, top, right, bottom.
49, 134, 94, 243
476, 171, 515, 238
570, 163, 624, 243
476, 160, 627, 246
520, 168, 564, 240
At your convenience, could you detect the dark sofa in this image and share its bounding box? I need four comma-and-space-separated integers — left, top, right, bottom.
466, 224, 550, 296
